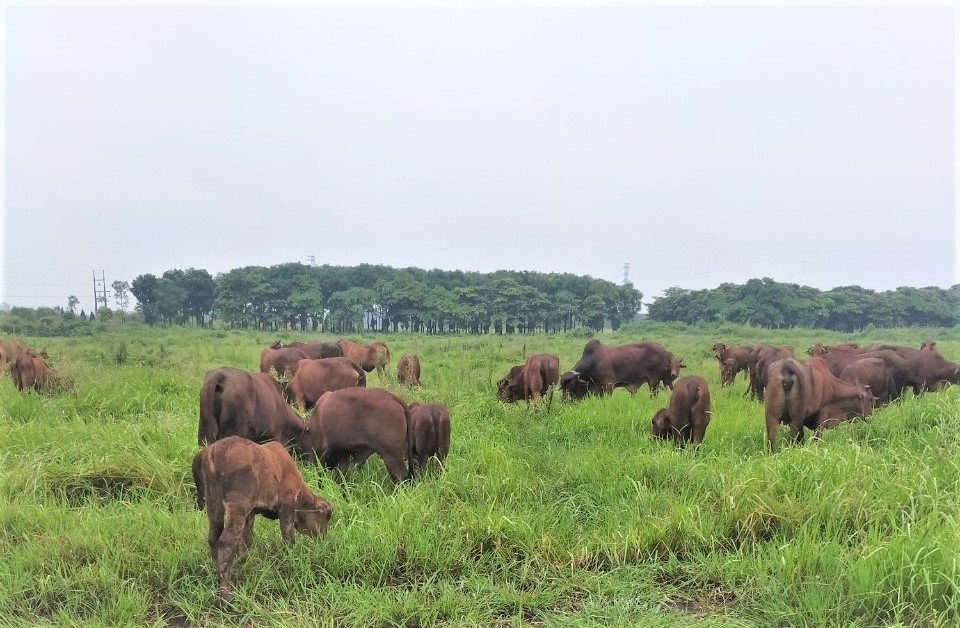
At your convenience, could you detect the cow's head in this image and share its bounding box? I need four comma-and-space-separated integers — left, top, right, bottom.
497, 365, 525, 402
294, 495, 334, 537
711, 343, 727, 360
920, 340, 937, 352
806, 343, 827, 357
669, 357, 686, 380
720, 358, 737, 386
854, 384, 875, 417
651, 408, 672, 440
560, 370, 591, 401
270, 340, 283, 350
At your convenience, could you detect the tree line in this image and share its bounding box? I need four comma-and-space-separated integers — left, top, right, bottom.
647, 278, 960, 330
3, 268, 956, 337
127, 263, 643, 334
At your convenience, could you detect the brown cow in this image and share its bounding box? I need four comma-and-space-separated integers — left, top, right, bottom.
0, 338, 28, 377
497, 353, 560, 408
408, 402, 451, 474
259, 345, 310, 400
281, 340, 343, 359
562, 340, 684, 400
337, 339, 390, 380
302, 387, 413, 484
713, 343, 755, 387
192, 436, 333, 601
806, 342, 859, 357
397, 353, 422, 387
839, 357, 896, 405
10, 349, 56, 393
288, 357, 367, 411
650, 375, 711, 447
821, 349, 910, 401
748, 344, 795, 400
764, 357, 874, 452
198, 367, 308, 450
920, 340, 938, 352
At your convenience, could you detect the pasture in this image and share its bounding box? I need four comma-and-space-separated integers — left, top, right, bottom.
1, 324, 959, 626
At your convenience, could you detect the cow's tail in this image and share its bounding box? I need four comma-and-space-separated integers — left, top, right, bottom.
352, 362, 367, 388
191, 450, 206, 510
198, 369, 227, 446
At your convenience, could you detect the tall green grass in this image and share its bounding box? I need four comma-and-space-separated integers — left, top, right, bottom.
1, 325, 958, 626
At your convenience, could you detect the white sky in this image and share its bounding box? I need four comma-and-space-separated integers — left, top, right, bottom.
2, 3, 957, 313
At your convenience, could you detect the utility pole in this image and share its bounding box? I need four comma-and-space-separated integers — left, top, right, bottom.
92, 270, 108, 313
622, 263, 631, 285
306, 255, 316, 267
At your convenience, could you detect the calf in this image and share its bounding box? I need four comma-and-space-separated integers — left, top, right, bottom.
650, 375, 711, 447
192, 436, 333, 601
303, 387, 413, 485
497, 353, 561, 408
408, 402, 451, 474
198, 367, 308, 450
288, 357, 366, 411
397, 353, 422, 387
764, 358, 874, 452
11, 349, 56, 392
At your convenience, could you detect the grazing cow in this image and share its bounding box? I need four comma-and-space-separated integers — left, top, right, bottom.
397, 353, 422, 387
497, 353, 561, 408
192, 436, 333, 601
820, 349, 910, 401
408, 402, 451, 474
839, 357, 896, 405
806, 342, 859, 357
198, 367, 308, 451
288, 357, 367, 411
280, 340, 343, 359
764, 357, 874, 452
10, 349, 56, 393
302, 387, 413, 485
748, 344, 795, 400
712, 343, 755, 386
899, 348, 960, 392
650, 375, 712, 447
0, 338, 28, 377
336, 339, 391, 380
259, 345, 310, 400
562, 340, 684, 400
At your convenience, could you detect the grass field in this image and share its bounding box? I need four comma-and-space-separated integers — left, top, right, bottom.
1, 323, 959, 627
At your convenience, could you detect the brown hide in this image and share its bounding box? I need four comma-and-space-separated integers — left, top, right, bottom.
748, 344, 795, 399
763, 358, 873, 452
192, 436, 333, 600
0, 338, 28, 377
408, 402, 451, 474
11, 349, 55, 392
498, 353, 560, 405
304, 387, 413, 484
259, 346, 310, 400
650, 375, 711, 447
198, 367, 307, 449
806, 342, 859, 357
823, 350, 909, 401
714, 344, 754, 386
397, 353, 422, 387
283, 341, 342, 359
288, 357, 366, 411
563, 340, 683, 399
839, 357, 895, 405
336, 339, 390, 379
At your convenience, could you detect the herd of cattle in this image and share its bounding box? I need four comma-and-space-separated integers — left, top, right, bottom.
2, 334, 958, 599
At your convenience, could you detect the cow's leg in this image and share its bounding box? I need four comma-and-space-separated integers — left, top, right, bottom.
381, 451, 409, 485
764, 411, 781, 453
240, 512, 256, 552
690, 424, 706, 448
215, 505, 250, 601
278, 507, 296, 542
207, 502, 225, 566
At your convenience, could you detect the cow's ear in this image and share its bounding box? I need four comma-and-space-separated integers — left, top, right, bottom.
679, 360, 686, 368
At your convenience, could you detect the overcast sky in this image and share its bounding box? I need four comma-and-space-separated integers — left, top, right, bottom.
2, 5, 956, 314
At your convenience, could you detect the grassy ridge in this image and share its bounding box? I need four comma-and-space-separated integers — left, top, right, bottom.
1, 325, 959, 626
